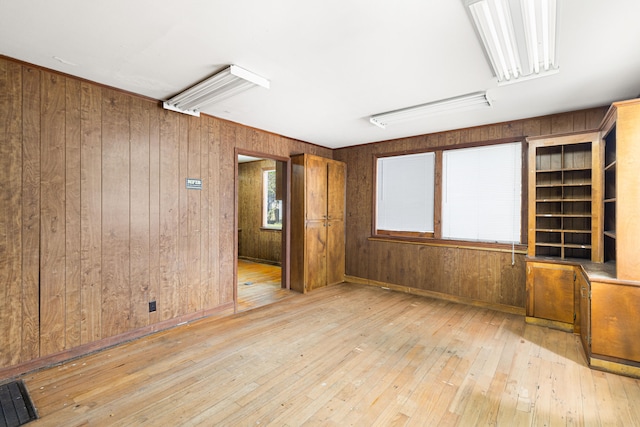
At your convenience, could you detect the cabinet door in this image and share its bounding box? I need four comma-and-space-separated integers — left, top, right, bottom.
578, 273, 591, 357
327, 160, 346, 221
305, 156, 328, 220
528, 262, 575, 324
591, 281, 640, 363
326, 219, 345, 286
305, 220, 327, 292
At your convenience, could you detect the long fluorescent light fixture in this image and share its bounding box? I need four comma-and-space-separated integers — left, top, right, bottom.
466, 0, 559, 84
163, 65, 270, 117
370, 91, 492, 129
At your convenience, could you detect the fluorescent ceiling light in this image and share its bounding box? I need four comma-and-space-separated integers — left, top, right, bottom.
370, 91, 492, 129
466, 0, 559, 83
163, 65, 270, 117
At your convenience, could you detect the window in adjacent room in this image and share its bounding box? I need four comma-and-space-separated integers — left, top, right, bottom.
262, 169, 282, 229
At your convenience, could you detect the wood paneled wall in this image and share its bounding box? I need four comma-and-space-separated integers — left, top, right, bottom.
333, 108, 608, 310
0, 56, 331, 373
238, 159, 282, 264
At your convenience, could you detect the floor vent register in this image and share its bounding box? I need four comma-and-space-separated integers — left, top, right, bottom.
0, 381, 37, 427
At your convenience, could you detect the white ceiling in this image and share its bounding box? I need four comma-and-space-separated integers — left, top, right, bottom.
1, 1, 639, 149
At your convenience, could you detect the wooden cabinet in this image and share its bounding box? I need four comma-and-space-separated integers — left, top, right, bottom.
525, 261, 576, 331
290, 154, 346, 293
527, 132, 602, 262
600, 99, 640, 280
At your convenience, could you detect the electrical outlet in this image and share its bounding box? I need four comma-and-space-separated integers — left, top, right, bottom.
149, 301, 156, 313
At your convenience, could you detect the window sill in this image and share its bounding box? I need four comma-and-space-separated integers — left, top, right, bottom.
260, 227, 282, 232
369, 235, 527, 254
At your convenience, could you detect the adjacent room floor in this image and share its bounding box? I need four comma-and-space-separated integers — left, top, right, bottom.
237, 259, 292, 312
19, 283, 640, 426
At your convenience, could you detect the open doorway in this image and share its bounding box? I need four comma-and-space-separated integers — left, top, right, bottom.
235, 151, 293, 312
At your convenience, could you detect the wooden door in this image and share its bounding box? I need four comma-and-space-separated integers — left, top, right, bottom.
305, 220, 327, 292
305, 155, 328, 221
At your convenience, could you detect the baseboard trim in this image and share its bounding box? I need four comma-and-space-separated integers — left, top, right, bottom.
0, 301, 234, 381
238, 256, 282, 266
344, 275, 525, 316
525, 316, 574, 333
590, 356, 640, 379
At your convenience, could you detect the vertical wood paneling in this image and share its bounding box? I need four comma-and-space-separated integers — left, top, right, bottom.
187, 116, 202, 313
219, 121, 236, 304
159, 111, 180, 321
39, 70, 67, 355
101, 89, 131, 337
0, 60, 24, 366
21, 65, 41, 362
334, 107, 609, 309
177, 116, 189, 314
130, 97, 151, 329
80, 82, 102, 344
148, 105, 160, 325
204, 118, 221, 308
238, 159, 282, 264
199, 118, 210, 311
64, 77, 82, 349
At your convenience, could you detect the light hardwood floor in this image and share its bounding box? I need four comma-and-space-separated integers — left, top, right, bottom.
237, 259, 292, 313
20, 283, 640, 426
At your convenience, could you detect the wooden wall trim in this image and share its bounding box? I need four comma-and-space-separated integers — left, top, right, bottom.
344, 275, 526, 316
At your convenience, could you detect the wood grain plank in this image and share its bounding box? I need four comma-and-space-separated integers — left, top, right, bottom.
218, 121, 236, 305
39, 70, 67, 356
20, 64, 41, 363
186, 116, 202, 313
206, 117, 221, 308
159, 110, 180, 321
80, 82, 102, 344
65, 76, 82, 349
199, 119, 210, 311
130, 96, 151, 329
101, 88, 131, 337
148, 104, 160, 325
177, 115, 189, 314
0, 59, 24, 367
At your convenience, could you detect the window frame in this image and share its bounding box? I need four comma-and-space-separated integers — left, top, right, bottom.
262, 168, 282, 230
372, 138, 528, 251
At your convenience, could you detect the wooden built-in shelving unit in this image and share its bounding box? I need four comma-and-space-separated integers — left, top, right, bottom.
526, 99, 640, 379
527, 132, 602, 262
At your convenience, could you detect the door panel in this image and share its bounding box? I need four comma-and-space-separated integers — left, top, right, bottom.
327, 160, 346, 221
326, 219, 345, 286
532, 263, 574, 324
305, 156, 327, 221
305, 220, 327, 292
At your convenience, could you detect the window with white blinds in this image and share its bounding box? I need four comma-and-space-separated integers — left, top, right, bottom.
376, 152, 435, 233
441, 142, 522, 243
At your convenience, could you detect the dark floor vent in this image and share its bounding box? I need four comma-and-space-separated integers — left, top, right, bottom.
0, 380, 37, 427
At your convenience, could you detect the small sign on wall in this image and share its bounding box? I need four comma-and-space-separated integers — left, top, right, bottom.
186, 178, 202, 190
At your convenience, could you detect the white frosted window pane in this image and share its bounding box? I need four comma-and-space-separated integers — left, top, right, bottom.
377, 152, 435, 232
442, 142, 522, 243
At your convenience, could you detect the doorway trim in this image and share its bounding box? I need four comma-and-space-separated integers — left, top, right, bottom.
234, 148, 291, 313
